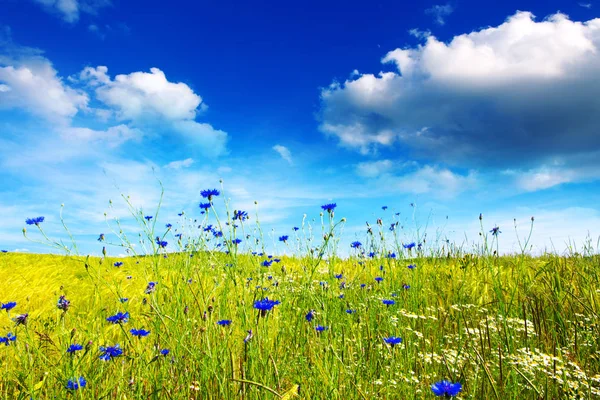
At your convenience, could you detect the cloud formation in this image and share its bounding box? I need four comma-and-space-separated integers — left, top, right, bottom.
273, 145, 293, 165
320, 11, 600, 179
425, 4, 454, 25
33, 0, 111, 23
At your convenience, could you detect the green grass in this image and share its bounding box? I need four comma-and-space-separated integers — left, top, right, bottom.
1, 249, 599, 399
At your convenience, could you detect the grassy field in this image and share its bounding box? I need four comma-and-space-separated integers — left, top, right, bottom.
1, 202, 599, 399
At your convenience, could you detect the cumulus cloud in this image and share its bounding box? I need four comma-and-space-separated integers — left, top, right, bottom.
0, 57, 88, 125
79, 66, 227, 155
33, 0, 111, 23
320, 11, 600, 175
425, 4, 454, 25
356, 159, 393, 177
273, 145, 293, 164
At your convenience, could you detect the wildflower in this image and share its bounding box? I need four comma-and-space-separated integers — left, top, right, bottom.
67, 344, 83, 353
315, 325, 328, 332
98, 233, 105, 241
155, 237, 168, 248
368, 252, 376, 258
403, 284, 410, 290
407, 264, 416, 270
383, 336, 403, 347
334, 273, 343, 279
490, 226, 501, 236
389, 223, 396, 232
145, 282, 157, 294
25, 216, 44, 225
305, 310, 315, 322
200, 189, 220, 200
382, 299, 395, 306
431, 380, 462, 397
160, 349, 170, 356
1, 302, 16, 312
217, 319, 232, 326
351, 241, 362, 249
126, 275, 132, 280
375, 276, 383, 282
339, 281, 346, 289
403, 242, 416, 250
178, 212, 184, 216
253, 298, 280, 316
57, 295, 70, 311
273, 258, 281, 263
99, 344, 123, 361
338, 294, 344, 299
212, 230, 223, 238
382, 206, 388, 210
346, 309, 356, 314
66, 377, 86, 390
0, 333, 16, 346
144, 215, 153, 221
386, 252, 396, 259
114, 261, 123, 267
360, 284, 366, 289
106, 312, 129, 324
279, 235, 288, 243
261, 259, 273, 268
198, 202, 212, 211
293, 227, 299, 231
13, 313, 28, 326
130, 328, 150, 337
321, 203, 337, 215
233, 210, 249, 221
244, 329, 253, 343
232, 238, 242, 245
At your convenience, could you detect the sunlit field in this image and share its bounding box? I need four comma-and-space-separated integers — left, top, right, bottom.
0, 190, 599, 399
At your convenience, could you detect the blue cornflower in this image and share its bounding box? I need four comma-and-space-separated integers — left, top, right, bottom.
262, 260, 273, 267
57, 295, 70, 311
403, 242, 416, 250
407, 264, 416, 270
232, 238, 242, 245
98, 233, 104, 242
160, 349, 170, 356
66, 377, 86, 390
375, 276, 383, 282
106, 312, 129, 324
178, 212, 184, 216
293, 227, 299, 231
383, 336, 403, 347
1, 250, 6, 253
212, 230, 223, 238
144, 215, 153, 221
244, 329, 253, 343
200, 189, 220, 200
199, 202, 211, 210
351, 241, 362, 249
279, 235, 288, 243
346, 309, 356, 314
321, 203, 336, 213
389, 223, 396, 232
175, 233, 183, 239
120, 298, 129, 303
114, 261, 123, 267
233, 210, 249, 221
431, 380, 462, 397
386, 252, 396, 259
25, 216, 45, 225
315, 325, 328, 332
273, 258, 281, 263
334, 273, 343, 279
13, 313, 27, 325
382, 206, 388, 210
338, 294, 344, 299
1, 302, 16, 311
305, 310, 315, 322
145, 281, 157, 294
382, 299, 395, 306
99, 344, 123, 361
217, 319, 232, 326
0, 333, 16, 346
130, 328, 150, 337
403, 284, 411, 290
166, 223, 173, 229
368, 252, 376, 258
490, 226, 501, 236
253, 298, 280, 313
155, 237, 168, 248
360, 284, 366, 288
67, 344, 83, 353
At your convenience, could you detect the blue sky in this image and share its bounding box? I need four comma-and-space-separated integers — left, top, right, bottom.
1, 0, 600, 255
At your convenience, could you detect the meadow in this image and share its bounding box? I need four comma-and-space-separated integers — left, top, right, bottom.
0, 189, 599, 399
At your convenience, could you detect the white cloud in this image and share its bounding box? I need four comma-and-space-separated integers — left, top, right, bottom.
33, 0, 111, 23
164, 158, 194, 170
513, 162, 600, 191
425, 4, 454, 25
80, 66, 202, 121
356, 159, 393, 177
273, 145, 293, 164
320, 11, 600, 173
394, 165, 476, 197
172, 120, 227, 156
60, 124, 142, 147
0, 61, 88, 125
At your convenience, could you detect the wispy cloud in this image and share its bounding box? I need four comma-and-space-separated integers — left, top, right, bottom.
425, 4, 454, 25
272, 145, 293, 165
